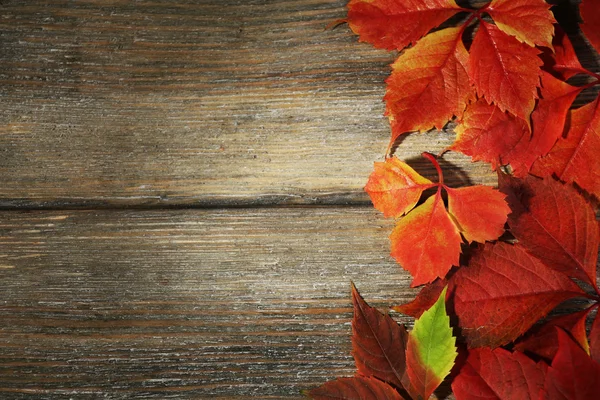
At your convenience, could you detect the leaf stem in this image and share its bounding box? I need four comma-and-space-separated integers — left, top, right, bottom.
422, 152, 444, 186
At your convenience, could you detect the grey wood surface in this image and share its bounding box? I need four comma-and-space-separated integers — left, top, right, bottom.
0, 0, 598, 398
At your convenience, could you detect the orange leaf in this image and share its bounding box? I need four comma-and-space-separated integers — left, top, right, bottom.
385, 26, 473, 141
308, 376, 406, 400
486, 0, 555, 47
390, 191, 461, 287
468, 21, 542, 122
452, 347, 547, 400
446, 185, 510, 243
531, 97, 600, 199
392, 279, 447, 318
580, 0, 600, 54
451, 242, 585, 348
451, 99, 530, 172
347, 0, 462, 51
514, 308, 592, 361
351, 283, 408, 390
364, 158, 435, 218
499, 175, 599, 291
543, 25, 584, 79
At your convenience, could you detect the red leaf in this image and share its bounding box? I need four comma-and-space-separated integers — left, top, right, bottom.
308, 376, 406, 400
347, 0, 462, 51
499, 174, 599, 290
468, 21, 542, 122
486, 0, 555, 48
514, 308, 592, 361
451, 99, 530, 172
446, 185, 510, 243
580, 0, 600, 54
451, 242, 585, 348
543, 329, 600, 400
351, 284, 408, 390
392, 279, 447, 318
531, 96, 600, 199
590, 308, 600, 364
543, 25, 584, 79
385, 26, 473, 141
364, 157, 435, 218
390, 190, 461, 287
451, 347, 546, 400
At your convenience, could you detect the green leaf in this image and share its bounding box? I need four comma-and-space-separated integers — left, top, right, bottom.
403, 287, 456, 400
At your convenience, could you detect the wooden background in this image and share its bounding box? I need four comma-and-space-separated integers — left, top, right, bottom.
0, 0, 597, 398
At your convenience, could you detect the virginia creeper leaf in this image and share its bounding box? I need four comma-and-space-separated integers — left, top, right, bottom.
451, 99, 530, 172
514, 308, 592, 361
451, 347, 546, 400
452, 242, 585, 348
351, 283, 408, 390
590, 308, 600, 364
347, 0, 462, 51
580, 0, 600, 54
446, 185, 510, 243
403, 287, 456, 400
531, 97, 600, 199
364, 157, 434, 218
543, 25, 584, 79
308, 376, 406, 400
392, 279, 447, 318
499, 174, 599, 290
543, 329, 600, 400
385, 26, 473, 141
485, 0, 555, 48
390, 192, 461, 287
468, 21, 542, 122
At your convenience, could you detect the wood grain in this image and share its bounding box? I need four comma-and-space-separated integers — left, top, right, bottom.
0, 207, 424, 398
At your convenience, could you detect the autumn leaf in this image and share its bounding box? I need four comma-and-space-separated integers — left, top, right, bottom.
364, 158, 434, 218
531, 97, 600, 199
392, 279, 447, 319
351, 283, 408, 390
543, 329, 600, 399
580, 0, 600, 54
308, 376, 406, 400
589, 308, 600, 364
346, 0, 462, 51
514, 308, 592, 361
451, 347, 546, 400
468, 21, 542, 122
499, 174, 600, 291
451, 242, 585, 348
485, 0, 555, 48
385, 26, 473, 141
403, 287, 456, 400
543, 25, 584, 79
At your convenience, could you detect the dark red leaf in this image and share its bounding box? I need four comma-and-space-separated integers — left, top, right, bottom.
392, 279, 447, 318
308, 376, 406, 400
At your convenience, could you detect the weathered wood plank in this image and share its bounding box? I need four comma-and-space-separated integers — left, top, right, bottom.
5, 0, 597, 207
0, 207, 429, 398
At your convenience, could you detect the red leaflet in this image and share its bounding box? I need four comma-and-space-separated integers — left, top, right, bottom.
531, 97, 600, 199
514, 308, 592, 361
544, 25, 584, 79
445, 185, 510, 243
543, 329, 600, 400
346, 0, 462, 51
367, 154, 509, 287
351, 283, 408, 389
309, 376, 405, 400
451, 347, 546, 400
580, 0, 600, 54
468, 22, 542, 122
364, 158, 435, 218
385, 27, 473, 141
590, 309, 600, 364
392, 279, 447, 318
451, 99, 530, 173
451, 242, 585, 348
499, 175, 600, 291
485, 0, 555, 47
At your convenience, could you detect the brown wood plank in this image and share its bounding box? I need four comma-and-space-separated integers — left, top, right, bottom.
4, 0, 596, 207
0, 207, 429, 398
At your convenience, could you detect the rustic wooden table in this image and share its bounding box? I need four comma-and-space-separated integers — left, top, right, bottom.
0, 0, 596, 398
